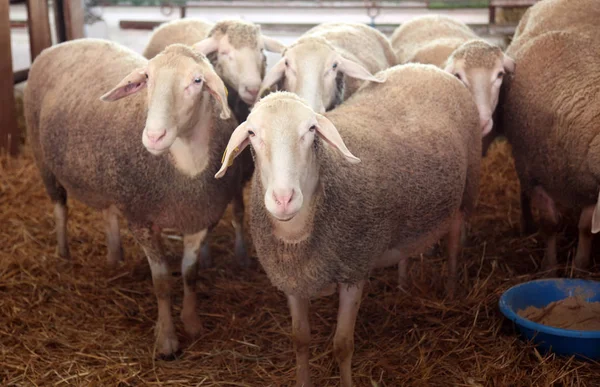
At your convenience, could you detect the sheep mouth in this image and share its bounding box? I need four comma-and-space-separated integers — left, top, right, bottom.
271, 212, 297, 222
145, 145, 170, 156
240, 92, 259, 105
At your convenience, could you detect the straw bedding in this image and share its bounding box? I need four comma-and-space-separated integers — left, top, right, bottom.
2, 112, 600, 385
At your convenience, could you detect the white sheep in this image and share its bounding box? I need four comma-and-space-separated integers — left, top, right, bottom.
144, 18, 285, 117
391, 15, 515, 137
214, 63, 481, 386
258, 22, 396, 113
498, 0, 600, 271
24, 39, 252, 359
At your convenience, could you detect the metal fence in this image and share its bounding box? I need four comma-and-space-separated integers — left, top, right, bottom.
92, 0, 492, 8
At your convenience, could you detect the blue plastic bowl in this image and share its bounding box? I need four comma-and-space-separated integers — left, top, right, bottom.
499, 278, 600, 360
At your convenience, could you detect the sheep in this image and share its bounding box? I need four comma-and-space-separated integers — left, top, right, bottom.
391, 15, 515, 137
511, 0, 600, 47
214, 63, 481, 386
143, 18, 286, 122
24, 39, 252, 358
258, 22, 396, 113
483, 0, 600, 157
497, 0, 600, 272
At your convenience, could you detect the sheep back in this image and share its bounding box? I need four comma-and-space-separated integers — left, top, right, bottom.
25, 39, 246, 235
250, 64, 480, 297
143, 19, 213, 59
391, 15, 477, 65
512, 0, 600, 48
501, 30, 600, 210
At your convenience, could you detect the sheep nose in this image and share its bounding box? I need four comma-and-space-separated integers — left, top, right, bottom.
245, 87, 259, 99
146, 129, 167, 145
273, 189, 294, 209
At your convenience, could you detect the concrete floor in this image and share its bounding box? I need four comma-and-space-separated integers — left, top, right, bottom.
10, 3, 494, 73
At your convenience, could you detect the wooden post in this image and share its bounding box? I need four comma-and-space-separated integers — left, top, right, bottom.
26, 0, 52, 60
0, 1, 20, 155
62, 0, 85, 40
53, 0, 67, 43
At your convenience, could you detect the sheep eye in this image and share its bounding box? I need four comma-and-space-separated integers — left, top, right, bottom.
454, 73, 462, 81
497, 72, 505, 79
145, 73, 148, 79
309, 125, 316, 132
194, 78, 202, 84
284, 59, 289, 67
248, 130, 255, 136
332, 62, 338, 70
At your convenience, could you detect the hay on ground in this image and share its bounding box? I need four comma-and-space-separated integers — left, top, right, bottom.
2, 137, 600, 386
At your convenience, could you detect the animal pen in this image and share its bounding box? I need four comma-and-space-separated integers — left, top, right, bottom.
2, 0, 600, 386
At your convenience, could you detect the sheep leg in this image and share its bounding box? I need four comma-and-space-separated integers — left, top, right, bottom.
334, 281, 364, 387
531, 187, 559, 272
40, 168, 70, 259
103, 205, 123, 267
446, 210, 465, 299
287, 294, 312, 387
53, 202, 70, 259
232, 190, 250, 268
520, 190, 536, 235
181, 229, 208, 337
198, 238, 212, 269
131, 225, 179, 360
574, 206, 594, 270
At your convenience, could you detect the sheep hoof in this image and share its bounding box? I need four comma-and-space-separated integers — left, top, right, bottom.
106, 246, 124, 268
58, 246, 71, 260
198, 244, 212, 269
156, 332, 180, 360
157, 349, 182, 362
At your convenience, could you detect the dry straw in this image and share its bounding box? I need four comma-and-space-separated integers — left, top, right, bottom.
2, 122, 600, 385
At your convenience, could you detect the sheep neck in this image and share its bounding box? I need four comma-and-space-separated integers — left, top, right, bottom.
168, 94, 213, 178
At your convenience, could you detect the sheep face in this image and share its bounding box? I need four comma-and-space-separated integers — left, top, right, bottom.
193, 22, 285, 106
215, 93, 360, 221
259, 39, 383, 113
444, 41, 515, 137
100, 45, 230, 155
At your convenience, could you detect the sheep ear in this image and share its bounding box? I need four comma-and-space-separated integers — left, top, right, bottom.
262, 35, 286, 53
215, 122, 250, 178
503, 53, 516, 73
337, 56, 384, 83
193, 36, 219, 55
204, 71, 231, 120
259, 57, 286, 98
315, 114, 360, 164
100, 68, 147, 102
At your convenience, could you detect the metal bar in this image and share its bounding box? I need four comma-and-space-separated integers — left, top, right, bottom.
98, 1, 430, 9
